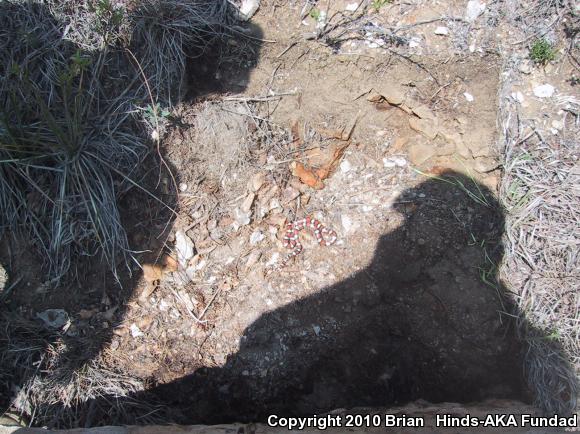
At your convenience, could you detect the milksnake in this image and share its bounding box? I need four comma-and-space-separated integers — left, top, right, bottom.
277, 216, 337, 268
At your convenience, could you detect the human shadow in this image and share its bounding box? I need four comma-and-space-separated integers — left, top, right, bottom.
135, 171, 531, 424
91, 171, 575, 425
0, 1, 263, 427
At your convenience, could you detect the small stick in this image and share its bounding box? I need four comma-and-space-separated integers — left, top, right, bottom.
198, 287, 222, 320
276, 41, 298, 58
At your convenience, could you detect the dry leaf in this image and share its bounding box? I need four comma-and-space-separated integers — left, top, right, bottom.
291, 162, 324, 189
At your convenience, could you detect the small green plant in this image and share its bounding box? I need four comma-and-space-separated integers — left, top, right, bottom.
530, 39, 556, 64
309, 8, 321, 21
371, 0, 392, 11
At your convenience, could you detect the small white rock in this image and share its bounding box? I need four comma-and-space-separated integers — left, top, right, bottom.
511, 91, 525, 103
465, 0, 486, 22
341, 214, 354, 233
151, 129, 159, 141
130, 324, 143, 338
469, 43, 476, 53
434, 26, 449, 35
345, 2, 358, 11
250, 230, 265, 245
464, 92, 475, 102
179, 183, 188, 192
409, 37, 421, 48
533, 84, 555, 98
175, 230, 195, 267
340, 160, 353, 173
312, 325, 321, 336
237, 0, 260, 21
551, 119, 564, 130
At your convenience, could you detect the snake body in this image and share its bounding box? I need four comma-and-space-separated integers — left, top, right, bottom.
279, 216, 337, 267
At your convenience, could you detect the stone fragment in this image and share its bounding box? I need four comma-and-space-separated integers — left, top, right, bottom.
409, 117, 438, 140
412, 104, 436, 120
533, 84, 555, 98
408, 143, 437, 165
465, 0, 486, 22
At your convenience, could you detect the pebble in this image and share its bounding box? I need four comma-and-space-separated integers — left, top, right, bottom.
345, 2, 358, 11
341, 214, 355, 233
175, 230, 195, 267
130, 323, 144, 338
179, 183, 188, 192
382, 156, 407, 168
519, 61, 533, 74
250, 230, 265, 245
409, 37, 421, 49
312, 325, 321, 336
340, 160, 353, 173
434, 26, 449, 35
463, 92, 474, 102
0, 264, 6, 293
511, 91, 525, 104
533, 84, 555, 98
237, 0, 260, 21
465, 0, 486, 22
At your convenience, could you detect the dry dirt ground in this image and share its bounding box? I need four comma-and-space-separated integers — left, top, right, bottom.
1, 0, 578, 427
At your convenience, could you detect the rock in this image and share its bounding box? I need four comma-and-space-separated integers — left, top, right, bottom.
179, 183, 187, 192
434, 26, 449, 35
409, 36, 421, 48
0, 264, 7, 293
341, 214, 357, 233
511, 91, 525, 104
533, 84, 555, 98
233, 207, 251, 230
518, 61, 533, 74
408, 117, 438, 140
250, 230, 265, 245
130, 323, 144, 338
473, 156, 499, 173
551, 119, 564, 130
465, 0, 486, 22
340, 160, 353, 173
175, 230, 195, 267
345, 2, 358, 11
236, 0, 260, 21
463, 92, 474, 102
250, 173, 266, 192
412, 104, 436, 120
379, 87, 406, 106
408, 143, 437, 165
241, 192, 256, 212
36, 309, 70, 331
382, 157, 407, 168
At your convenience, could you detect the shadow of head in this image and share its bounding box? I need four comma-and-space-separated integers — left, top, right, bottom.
142, 171, 530, 424
0, 0, 264, 424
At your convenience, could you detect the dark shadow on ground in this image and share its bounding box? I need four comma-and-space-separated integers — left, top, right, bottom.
68, 171, 577, 426
0, 1, 263, 427
136, 171, 534, 424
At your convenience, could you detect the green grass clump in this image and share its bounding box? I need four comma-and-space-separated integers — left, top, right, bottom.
371, 0, 392, 12
0, 0, 233, 280
530, 38, 556, 64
